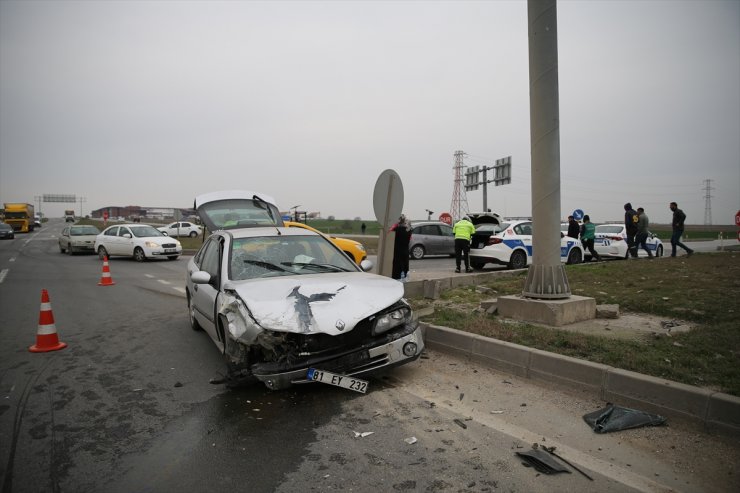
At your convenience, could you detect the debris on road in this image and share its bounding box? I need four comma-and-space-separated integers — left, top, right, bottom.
353, 431, 374, 438
515, 447, 571, 475
404, 436, 418, 445
453, 419, 467, 429
583, 403, 666, 433
542, 446, 594, 481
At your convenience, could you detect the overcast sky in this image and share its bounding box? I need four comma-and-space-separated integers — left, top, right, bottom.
1, 0, 738, 225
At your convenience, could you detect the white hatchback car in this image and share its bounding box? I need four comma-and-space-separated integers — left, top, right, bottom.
594, 224, 664, 259
157, 221, 203, 238
186, 190, 424, 391
469, 219, 584, 270
95, 224, 182, 261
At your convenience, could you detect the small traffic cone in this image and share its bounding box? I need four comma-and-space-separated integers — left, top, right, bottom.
98, 256, 115, 286
29, 289, 67, 353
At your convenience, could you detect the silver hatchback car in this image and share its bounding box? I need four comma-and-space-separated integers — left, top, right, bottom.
407, 221, 455, 259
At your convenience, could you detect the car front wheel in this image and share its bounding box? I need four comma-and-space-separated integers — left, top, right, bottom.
509, 250, 527, 270
133, 247, 146, 262
67, 245, 74, 255
59, 244, 66, 253
97, 246, 108, 260
410, 245, 425, 260
189, 231, 197, 238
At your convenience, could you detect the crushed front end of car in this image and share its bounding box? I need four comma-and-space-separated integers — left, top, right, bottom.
216, 276, 424, 390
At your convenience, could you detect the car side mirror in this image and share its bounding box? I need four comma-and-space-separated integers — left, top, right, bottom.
359, 259, 374, 272
191, 271, 212, 285
162, 232, 169, 236
123, 233, 132, 239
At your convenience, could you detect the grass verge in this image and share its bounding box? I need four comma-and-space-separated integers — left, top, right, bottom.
410, 253, 740, 396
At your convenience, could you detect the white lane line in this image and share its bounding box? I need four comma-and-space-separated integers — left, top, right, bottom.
0, 269, 8, 284
173, 287, 185, 294
9, 257, 15, 262
157, 280, 171, 285
145, 274, 155, 278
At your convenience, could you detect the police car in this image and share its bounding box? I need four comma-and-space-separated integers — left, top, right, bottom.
469, 219, 584, 270
594, 224, 664, 259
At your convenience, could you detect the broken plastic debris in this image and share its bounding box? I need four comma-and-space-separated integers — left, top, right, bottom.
353, 431, 374, 438
515, 447, 571, 475
453, 419, 467, 429
404, 437, 418, 444
583, 404, 667, 433
490, 410, 504, 414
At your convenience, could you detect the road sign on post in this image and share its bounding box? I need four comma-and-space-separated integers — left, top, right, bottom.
439, 212, 452, 225
373, 169, 404, 278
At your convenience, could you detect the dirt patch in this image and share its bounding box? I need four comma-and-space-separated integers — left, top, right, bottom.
537, 312, 694, 342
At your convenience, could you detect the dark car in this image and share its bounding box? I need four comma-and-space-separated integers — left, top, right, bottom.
407, 221, 455, 259
0, 223, 15, 240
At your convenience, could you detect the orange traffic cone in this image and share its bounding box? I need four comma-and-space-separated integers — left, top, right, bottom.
98, 256, 115, 286
29, 289, 67, 353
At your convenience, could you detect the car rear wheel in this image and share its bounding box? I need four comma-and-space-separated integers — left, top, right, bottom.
509, 250, 527, 270
656, 245, 663, 257
567, 248, 582, 265
471, 260, 485, 270
189, 231, 197, 238
97, 246, 108, 260
168, 255, 179, 260
410, 244, 425, 260
133, 247, 146, 262
187, 293, 202, 331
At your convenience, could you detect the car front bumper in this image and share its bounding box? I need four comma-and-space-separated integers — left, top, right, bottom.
252, 325, 425, 390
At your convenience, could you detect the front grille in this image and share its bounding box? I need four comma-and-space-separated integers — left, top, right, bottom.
162, 243, 177, 248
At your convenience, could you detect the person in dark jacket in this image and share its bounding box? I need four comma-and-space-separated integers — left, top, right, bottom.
635, 207, 653, 258
669, 202, 694, 257
567, 216, 580, 239
624, 203, 639, 258
390, 214, 411, 281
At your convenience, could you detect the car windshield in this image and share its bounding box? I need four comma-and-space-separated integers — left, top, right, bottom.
70, 226, 100, 236
199, 197, 282, 231
596, 225, 623, 234
129, 225, 165, 238
229, 234, 358, 280
0, 224, 11, 231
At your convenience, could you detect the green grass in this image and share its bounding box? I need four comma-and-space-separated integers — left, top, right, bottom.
411, 253, 740, 396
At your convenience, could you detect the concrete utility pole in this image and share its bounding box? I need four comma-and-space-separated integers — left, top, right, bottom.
522, 0, 570, 299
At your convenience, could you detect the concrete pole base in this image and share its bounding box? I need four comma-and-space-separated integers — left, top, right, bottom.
498, 294, 596, 326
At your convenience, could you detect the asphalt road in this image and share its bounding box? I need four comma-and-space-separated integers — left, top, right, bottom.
1, 220, 737, 493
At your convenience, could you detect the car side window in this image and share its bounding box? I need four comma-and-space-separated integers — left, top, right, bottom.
441, 225, 453, 236
516, 223, 533, 236
105, 227, 118, 236
119, 227, 131, 237
62, 227, 69, 236
200, 239, 221, 278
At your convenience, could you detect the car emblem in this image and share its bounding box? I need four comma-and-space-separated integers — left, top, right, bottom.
335, 320, 345, 331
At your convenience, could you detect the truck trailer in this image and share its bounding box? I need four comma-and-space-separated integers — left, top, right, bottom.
3, 203, 35, 232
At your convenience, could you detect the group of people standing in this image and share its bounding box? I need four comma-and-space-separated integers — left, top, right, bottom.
622, 202, 694, 258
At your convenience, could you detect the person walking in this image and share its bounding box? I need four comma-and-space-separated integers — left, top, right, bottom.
390, 214, 411, 281
635, 207, 653, 258
623, 203, 639, 258
452, 216, 476, 273
669, 202, 694, 257
579, 215, 601, 262
567, 215, 580, 239
361, 222, 366, 235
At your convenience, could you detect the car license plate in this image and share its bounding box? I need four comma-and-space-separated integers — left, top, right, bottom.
307, 368, 368, 394
164, 248, 175, 253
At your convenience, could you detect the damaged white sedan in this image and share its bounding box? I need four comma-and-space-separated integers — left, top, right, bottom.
186, 190, 424, 391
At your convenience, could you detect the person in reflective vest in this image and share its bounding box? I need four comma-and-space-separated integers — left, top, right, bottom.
452, 216, 476, 273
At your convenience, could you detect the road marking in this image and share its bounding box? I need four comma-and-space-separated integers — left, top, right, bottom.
0, 269, 8, 284
145, 274, 155, 278
173, 287, 185, 294
158, 280, 171, 285
9, 257, 15, 262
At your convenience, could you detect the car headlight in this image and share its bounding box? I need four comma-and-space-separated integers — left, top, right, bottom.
145, 241, 159, 248
372, 306, 410, 335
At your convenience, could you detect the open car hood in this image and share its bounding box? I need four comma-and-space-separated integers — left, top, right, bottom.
194, 190, 283, 231
226, 272, 404, 337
